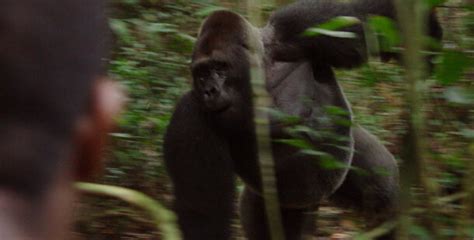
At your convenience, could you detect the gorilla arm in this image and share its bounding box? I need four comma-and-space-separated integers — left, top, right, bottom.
264, 0, 367, 68
264, 0, 442, 68
163, 93, 235, 240
330, 126, 399, 232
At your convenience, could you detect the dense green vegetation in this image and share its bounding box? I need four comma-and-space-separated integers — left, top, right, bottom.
75, 0, 473, 239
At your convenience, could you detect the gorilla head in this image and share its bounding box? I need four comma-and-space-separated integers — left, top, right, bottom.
190, 11, 263, 119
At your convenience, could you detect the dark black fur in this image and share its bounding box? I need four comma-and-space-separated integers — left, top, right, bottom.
164, 1, 442, 239
164, 11, 257, 240
266, 0, 442, 68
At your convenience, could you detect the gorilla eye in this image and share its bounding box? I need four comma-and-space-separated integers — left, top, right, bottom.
218, 72, 228, 80
214, 62, 227, 70
215, 68, 225, 76
212, 63, 228, 76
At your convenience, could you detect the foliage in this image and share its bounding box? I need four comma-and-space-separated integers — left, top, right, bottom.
76, 182, 181, 240
76, 0, 474, 239
303, 16, 361, 38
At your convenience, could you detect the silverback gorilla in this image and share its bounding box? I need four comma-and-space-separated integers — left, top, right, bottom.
164, 0, 442, 239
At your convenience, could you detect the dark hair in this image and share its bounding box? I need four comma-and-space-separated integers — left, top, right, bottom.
0, 0, 106, 198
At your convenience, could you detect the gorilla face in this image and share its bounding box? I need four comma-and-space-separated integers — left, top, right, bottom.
192, 60, 232, 112
191, 10, 258, 115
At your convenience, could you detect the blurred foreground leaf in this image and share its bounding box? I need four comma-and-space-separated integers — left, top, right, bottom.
425, 0, 447, 7
76, 183, 181, 240
435, 50, 472, 85
195, 5, 228, 17
409, 224, 432, 240
368, 16, 400, 52
304, 16, 361, 38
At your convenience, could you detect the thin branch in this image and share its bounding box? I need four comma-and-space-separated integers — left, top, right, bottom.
247, 1, 286, 239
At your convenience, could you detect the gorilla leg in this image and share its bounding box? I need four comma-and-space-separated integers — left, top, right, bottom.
240, 187, 316, 240
164, 94, 235, 240
329, 126, 399, 239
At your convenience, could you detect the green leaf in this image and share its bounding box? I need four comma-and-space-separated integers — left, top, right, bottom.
266, 108, 302, 125
355, 221, 397, 240
288, 125, 316, 134
468, 225, 474, 237
324, 106, 351, 116
424, 0, 447, 7
300, 150, 347, 169
195, 6, 228, 18
300, 149, 327, 157
320, 156, 348, 169
373, 166, 393, 177
368, 16, 400, 51
409, 225, 432, 240
175, 33, 196, 44
317, 16, 362, 31
109, 133, 134, 139
145, 23, 178, 33
276, 139, 314, 149
304, 29, 357, 38
303, 16, 361, 38
435, 50, 472, 85
335, 118, 353, 127
109, 19, 132, 43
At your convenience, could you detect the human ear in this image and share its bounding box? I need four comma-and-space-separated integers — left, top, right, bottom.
72, 77, 126, 181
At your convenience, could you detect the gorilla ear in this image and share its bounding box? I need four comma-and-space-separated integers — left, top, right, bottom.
72, 78, 126, 181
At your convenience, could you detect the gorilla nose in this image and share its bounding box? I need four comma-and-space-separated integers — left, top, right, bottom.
203, 86, 220, 101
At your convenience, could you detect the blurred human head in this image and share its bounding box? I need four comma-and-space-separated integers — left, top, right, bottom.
0, 1, 123, 239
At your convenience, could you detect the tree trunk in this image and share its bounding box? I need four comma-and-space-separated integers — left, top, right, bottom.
394, 0, 433, 238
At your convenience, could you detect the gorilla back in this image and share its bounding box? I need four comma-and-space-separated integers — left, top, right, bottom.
163, 0, 441, 239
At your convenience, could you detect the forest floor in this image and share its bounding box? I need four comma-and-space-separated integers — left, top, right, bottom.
74, 181, 363, 240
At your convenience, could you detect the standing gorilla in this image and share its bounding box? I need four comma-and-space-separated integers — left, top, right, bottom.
164, 0, 442, 239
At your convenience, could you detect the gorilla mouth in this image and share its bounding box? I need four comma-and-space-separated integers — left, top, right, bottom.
211, 105, 231, 113
204, 100, 231, 113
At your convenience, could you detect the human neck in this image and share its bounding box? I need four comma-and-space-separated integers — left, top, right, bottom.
0, 190, 35, 240
0, 168, 75, 240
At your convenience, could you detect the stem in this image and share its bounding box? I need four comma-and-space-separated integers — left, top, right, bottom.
464, 143, 474, 236
75, 182, 181, 240
247, 1, 285, 240
394, 0, 433, 238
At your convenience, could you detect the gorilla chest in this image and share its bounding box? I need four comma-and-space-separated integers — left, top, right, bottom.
266, 62, 340, 131
232, 62, 354, 206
